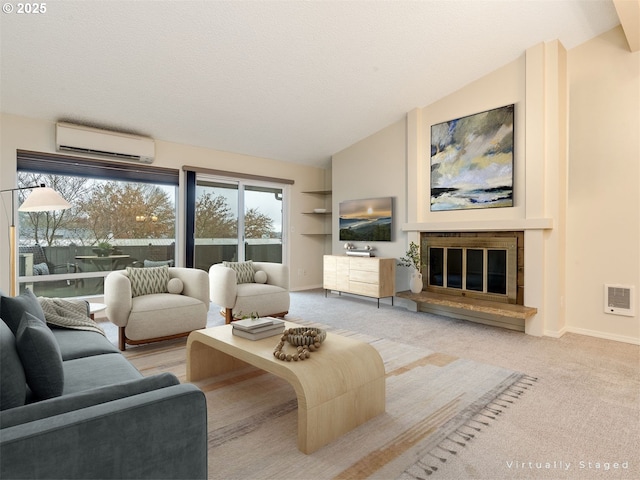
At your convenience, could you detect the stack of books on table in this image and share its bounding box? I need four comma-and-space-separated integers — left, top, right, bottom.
232, 317, 285, 340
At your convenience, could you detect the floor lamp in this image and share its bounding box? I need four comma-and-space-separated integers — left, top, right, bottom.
0, 184, 71, 297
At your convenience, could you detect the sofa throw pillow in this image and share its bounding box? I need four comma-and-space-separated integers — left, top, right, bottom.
0, 320, 27, 410
126, 266, 170, 297
223, 260, 255, 284
167, 277, 184, 294
0, 288, 47, 335
16, 312, 64, 400
254, 270, 268, 284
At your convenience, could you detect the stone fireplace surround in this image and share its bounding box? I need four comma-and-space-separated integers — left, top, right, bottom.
402, 219, 553, 336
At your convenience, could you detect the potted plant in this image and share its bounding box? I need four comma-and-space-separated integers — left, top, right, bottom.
94, 241, 112, 257
398, 241, 425, 293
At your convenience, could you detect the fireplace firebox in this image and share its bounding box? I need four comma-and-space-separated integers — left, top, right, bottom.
421, 232, 524, 305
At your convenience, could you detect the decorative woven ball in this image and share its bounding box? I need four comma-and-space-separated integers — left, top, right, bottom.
286, 327, 326, 346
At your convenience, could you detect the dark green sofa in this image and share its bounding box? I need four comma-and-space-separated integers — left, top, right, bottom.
0, 290, 207, 479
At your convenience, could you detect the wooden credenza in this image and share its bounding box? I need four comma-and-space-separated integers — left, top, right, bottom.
323, 255, 396, 306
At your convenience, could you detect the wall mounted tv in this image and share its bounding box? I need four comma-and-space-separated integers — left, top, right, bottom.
339, 197, 393, 242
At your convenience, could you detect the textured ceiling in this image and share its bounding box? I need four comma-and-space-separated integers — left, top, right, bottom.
0, 1, 620, 168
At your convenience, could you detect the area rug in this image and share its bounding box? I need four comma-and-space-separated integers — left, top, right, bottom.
124, 320, 535, 479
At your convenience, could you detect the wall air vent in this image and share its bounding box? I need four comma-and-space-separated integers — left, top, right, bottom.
604, 284, 635, 317
56, 122, 155, 164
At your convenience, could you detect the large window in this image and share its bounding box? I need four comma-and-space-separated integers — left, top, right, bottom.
191, 176, 286, 271
17, 151, 178, 298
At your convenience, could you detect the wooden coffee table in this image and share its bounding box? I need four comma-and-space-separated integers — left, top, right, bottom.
186, 321, 385, 454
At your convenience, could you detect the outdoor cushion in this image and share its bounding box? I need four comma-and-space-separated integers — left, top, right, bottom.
143, 259, 174, 268
16, 312, 64, 400
32, 262, 50, 275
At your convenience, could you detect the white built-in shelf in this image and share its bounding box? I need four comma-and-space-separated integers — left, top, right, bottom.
301, 190, 332, 236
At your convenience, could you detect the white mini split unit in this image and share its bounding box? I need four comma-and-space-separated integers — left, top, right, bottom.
604, 284, 635, 317
56, 122, 155, 164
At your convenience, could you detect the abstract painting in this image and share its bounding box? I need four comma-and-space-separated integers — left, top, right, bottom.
430, 104, 514, 211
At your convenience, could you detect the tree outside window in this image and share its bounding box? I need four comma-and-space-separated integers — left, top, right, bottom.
17, 172, 277, 297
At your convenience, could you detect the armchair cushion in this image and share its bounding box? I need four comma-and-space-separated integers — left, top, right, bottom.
126, 265, 170, 297
234, 283, 290, 318
125, 294, 206, 341
16, 312, 64, 400
223, 260, 255, 283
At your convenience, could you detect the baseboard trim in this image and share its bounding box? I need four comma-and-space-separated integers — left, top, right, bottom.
563, 326, 640, 345
544, 327, 567, 338
540, 325, 638, 345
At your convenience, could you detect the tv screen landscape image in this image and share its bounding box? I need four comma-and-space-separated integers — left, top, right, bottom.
339, 197, 393, 242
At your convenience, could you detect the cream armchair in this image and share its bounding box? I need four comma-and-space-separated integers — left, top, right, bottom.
209, 261, 290, 324
105, 267, 209, 350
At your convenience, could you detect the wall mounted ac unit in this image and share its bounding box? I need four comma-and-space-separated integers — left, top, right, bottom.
56, 122, 155, 164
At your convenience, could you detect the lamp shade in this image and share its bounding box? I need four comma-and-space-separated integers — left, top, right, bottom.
18, 187, 71, 212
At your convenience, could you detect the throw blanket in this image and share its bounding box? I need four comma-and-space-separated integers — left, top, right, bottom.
38, 297, 106, 337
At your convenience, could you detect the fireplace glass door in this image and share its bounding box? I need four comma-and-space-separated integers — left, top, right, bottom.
424, 237, 517, 304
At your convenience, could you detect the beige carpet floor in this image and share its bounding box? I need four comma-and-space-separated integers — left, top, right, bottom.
96, 288, 640, 479
121, 321, 530, 480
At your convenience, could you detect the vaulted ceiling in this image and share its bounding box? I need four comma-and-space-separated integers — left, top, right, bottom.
0, 1, 623, 168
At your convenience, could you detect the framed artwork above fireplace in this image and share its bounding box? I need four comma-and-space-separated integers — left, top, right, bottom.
430, 104, 514, 211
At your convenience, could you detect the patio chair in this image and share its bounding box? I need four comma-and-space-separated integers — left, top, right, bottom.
19, 244, 78, 277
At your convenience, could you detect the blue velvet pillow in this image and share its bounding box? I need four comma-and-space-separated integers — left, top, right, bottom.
0, 320, 27, 410
15, 312, 64, 400
0, 288, 47, 335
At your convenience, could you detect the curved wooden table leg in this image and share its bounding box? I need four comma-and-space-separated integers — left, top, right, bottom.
187, 322, 385, 453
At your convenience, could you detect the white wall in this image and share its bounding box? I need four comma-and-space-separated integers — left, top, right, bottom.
412, 45, 563, 338
0, 114, 329, 294
331, 118, 411, 292
330, 27, 639, 344
566, 26, 640, 342
419, 56, 527, 225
